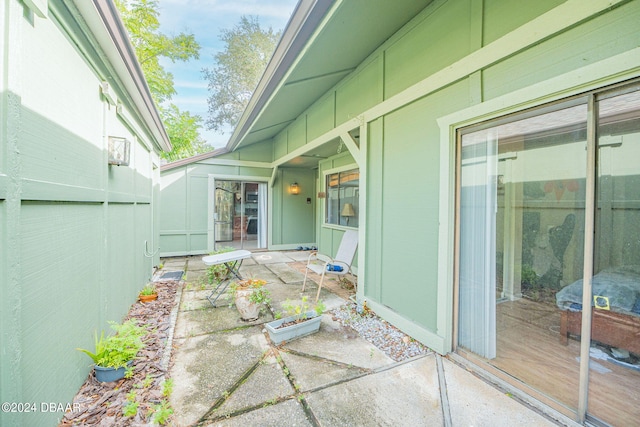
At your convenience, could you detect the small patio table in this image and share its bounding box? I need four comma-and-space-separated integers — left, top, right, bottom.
202, 250, 252, 307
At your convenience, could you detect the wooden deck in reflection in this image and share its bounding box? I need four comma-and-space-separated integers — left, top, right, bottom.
492, 298, 640, 425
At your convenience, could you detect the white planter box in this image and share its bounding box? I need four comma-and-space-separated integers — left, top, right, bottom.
265, 311, 321, 345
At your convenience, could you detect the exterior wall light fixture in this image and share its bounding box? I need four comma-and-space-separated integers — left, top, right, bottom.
290, 182, 300, 195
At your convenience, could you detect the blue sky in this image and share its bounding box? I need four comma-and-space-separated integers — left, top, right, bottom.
157, 0, 299, 149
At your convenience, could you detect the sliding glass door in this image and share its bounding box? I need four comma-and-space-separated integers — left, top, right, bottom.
588, 87, 640, 425
214, 180, 267, 251
456, 81, 640, 425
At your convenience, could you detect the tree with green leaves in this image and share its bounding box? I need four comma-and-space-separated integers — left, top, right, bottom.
116, 0, 213, 160
159, 104, 210, 162
203, 16, 282, 133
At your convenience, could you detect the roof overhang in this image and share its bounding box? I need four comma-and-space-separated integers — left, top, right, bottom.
67, 0, 172, 152
226, 0, 432, 153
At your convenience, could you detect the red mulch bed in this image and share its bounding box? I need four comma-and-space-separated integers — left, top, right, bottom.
59, 280, 180, 426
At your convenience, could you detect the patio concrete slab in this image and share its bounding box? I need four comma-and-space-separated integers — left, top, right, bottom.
169, 327, 270, 427
186, 257, 209, 271
161, 258, 187, 270
174, 305, 273, 338
161, 253, 571, 427
240, 256, 257, 266
213, 357, 295, 418
252, 251, 296, 264
282, 250, 314, 262
265, 279, 345, 311
265, 262, 305, 284
442, 357, 557, 426
283, 315, 393, 370
238, 264, 280, 282
279, 350, 366, 392
305, 355, 442, 426
180, 290, 225, 311
203, 399, 313, 427
183, 269, 208, 286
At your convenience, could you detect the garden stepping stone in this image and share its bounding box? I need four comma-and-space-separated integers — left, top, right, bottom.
212, 358, 295, 419
265, 262, 305, 284
169, 326, 269, 426
279, 351, 366, 392
201, 399, 312, 427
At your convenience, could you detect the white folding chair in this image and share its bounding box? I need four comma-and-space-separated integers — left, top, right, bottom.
302, 230, 358, 302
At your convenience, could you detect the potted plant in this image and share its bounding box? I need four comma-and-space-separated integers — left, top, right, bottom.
139, 283, 158, 302
77, 319, 146, 382
265, 296, 325, 345
228, 278, 271, 321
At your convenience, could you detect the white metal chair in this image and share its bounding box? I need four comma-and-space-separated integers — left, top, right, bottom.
302, 230, 358, 302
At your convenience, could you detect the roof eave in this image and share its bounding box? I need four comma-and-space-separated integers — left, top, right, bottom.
225, 0, 336, 152
75, 0, 172, 152
160, 148, 230, 172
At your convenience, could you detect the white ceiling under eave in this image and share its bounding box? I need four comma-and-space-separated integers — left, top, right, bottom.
230, 0, 433, 151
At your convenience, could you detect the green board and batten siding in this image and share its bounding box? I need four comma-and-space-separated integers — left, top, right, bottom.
372, 0, 639, 349
159, 157, 316, 255
159, 0, 640, 355
1, 2, 165, 426
235, 0, 640, 352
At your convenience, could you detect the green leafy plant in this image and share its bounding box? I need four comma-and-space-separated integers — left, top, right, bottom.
139, 283, 157, 296
142, 374, 154, 388
76, 319, 146, 369
122, 390, 138, 417
122, 400, 139, 417
124, 365, 135, 378
278, 296, 325, 321
204, 247, 235, 285
150, 400, 173, 425
162, 378, 174, 397
521, 264, 539, 287
228, 278, 271, 305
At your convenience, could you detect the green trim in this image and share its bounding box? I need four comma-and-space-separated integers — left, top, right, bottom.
363, 0, 627, 124
0, 174, 7, 200
436, 47, 640, 355
366, 299, 446, 354
21, 179, 105, 202
199, 158, 272, 169
108, 193, 151, 204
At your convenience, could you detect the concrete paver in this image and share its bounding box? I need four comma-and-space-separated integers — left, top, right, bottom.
170, 327, 269, 426
279, 351, 367, 392
214, 358, 294, 418
306, 356, 443, 427
282, 250, 315, 262
442, 357, 557, 427
165, 254, 569, 427
284, 315, 393, 370
252, 251, 296, 264
204, 399, 313, 427
265, 262, 306, 284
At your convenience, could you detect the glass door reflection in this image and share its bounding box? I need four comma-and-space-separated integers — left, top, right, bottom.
587, 87, 640, 425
